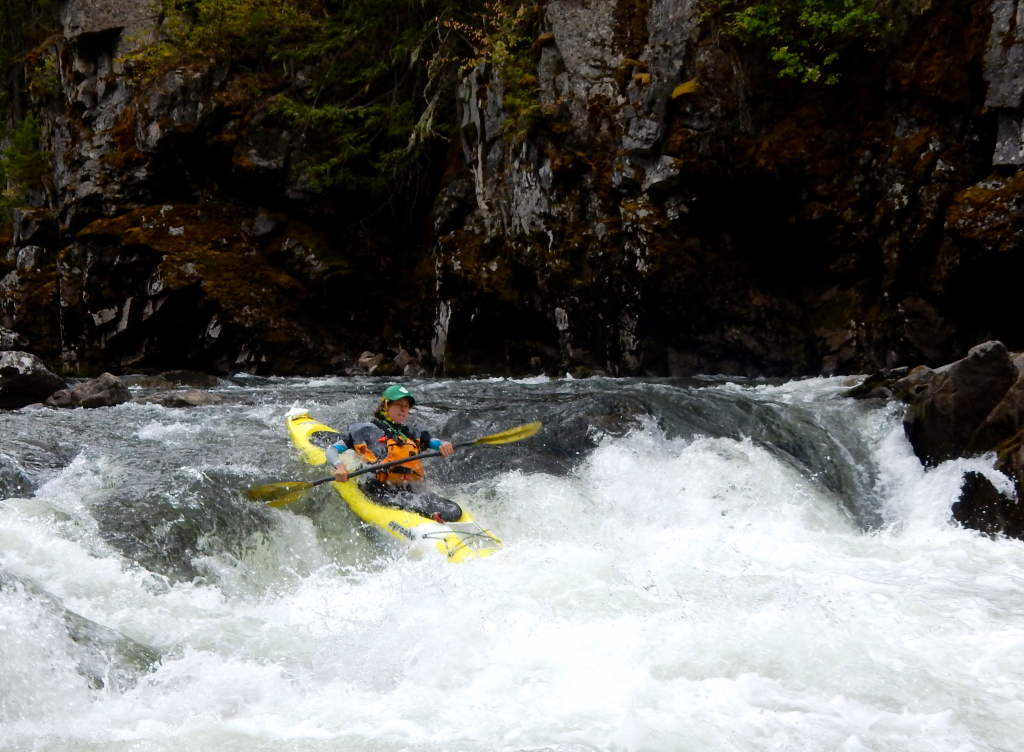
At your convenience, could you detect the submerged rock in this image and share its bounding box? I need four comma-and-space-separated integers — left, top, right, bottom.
135, 388, 236, 408
158, 370, 223, 388
0, 569, 160, 692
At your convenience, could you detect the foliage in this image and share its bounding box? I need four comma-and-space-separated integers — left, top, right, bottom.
0, 114, 50, 221
124, 0, 544, 193
123, 0, 319, 78
0, 0, 59, 119
713, 0, 889, 84
125, 0, 454, 196
443, 1, 540, 140
270, 0, 443, 192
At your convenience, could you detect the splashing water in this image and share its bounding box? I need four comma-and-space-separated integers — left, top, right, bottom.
0, 376, 1022, 751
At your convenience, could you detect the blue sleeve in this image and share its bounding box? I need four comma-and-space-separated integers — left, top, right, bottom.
325, 443, 348, 466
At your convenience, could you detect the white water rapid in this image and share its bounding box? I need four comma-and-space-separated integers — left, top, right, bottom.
0, 376, 1022, 751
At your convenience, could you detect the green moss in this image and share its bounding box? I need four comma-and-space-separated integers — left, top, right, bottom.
78, 203, 317, 329
100, 108, 146, 170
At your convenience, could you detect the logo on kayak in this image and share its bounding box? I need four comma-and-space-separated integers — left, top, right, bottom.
387, 521, 416, 540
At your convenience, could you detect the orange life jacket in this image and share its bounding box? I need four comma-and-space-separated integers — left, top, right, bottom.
353, 434, 424, 485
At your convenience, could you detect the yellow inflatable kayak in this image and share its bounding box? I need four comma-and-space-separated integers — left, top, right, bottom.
285, 409, 503, 562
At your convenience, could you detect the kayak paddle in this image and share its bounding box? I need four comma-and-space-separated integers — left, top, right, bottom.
247, 421, 542, 507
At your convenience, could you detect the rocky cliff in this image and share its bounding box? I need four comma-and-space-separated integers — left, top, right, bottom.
3, 0, 1024, 377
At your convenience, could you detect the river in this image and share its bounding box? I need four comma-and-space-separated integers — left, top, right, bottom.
0, 375, 1022, 751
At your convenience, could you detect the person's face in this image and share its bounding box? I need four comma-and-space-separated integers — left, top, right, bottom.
386, 397, 413, 423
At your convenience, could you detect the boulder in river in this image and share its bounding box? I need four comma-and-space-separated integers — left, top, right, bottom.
45, 372, 132, 408
952, 472, 1024, 539
848, 339, 1024, 540
903, 341, 1019, 466
0, 351, 68, 410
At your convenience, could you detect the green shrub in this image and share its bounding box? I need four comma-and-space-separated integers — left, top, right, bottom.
444, 0, 540, 140
125, 0, 451, 196
1, 0, 59, 120
0, 114, 51, 221
713, 0, 889, 84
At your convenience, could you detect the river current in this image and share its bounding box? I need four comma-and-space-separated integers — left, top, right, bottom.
0, 375, 1022, 751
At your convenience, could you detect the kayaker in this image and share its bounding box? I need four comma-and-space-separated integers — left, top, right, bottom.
324, 384, 462, 522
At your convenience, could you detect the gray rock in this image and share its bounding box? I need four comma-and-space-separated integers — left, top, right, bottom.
984, 0, 1024, 110
251, 210, 282, 240
16, 246, 44, 273
0, 328, 26, 350
843, 366, 910, 399
622, 115, 664, 154
611, 157, 644, 191
891, 366, 935, 402
641, 156, 683, 192
12, 208, 56, 246
903, 341, 1019, 465
357, 351, 385, 371
0, 352, 68, 410
393, 349, 415, 369
46, 372, 131, 408
969, 374, 1024, 453
61, 0, 161, 55
992, 111, 1024, 165
952, 471, 1024, 539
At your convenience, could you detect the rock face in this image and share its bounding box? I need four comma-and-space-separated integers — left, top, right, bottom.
0, 351, 68, 409
428, 0, 1022, 375
3, 0, 1024, 377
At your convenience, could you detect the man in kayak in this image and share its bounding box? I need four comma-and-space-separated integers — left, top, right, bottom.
324, 384, 463, 522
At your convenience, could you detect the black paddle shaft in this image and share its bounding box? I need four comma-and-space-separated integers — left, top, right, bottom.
310, 439, 479, 488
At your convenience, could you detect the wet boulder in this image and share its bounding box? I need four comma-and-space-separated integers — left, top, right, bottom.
0, 328, 27, 350
354, 351, 402, 376
843, 366, 910, 399
953, 471, 1024, 539
903, 341, 1019, 466
0, 351, 68, 410
968, 376, 1024, 454
46, 372, 132, 408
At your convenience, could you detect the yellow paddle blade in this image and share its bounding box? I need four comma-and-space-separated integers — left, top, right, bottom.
265, 491, 309, 508
472, 421, 542, 446
246, 480, 316, 505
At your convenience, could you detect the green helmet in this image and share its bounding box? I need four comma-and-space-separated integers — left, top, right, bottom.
381, 384, 416, 405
